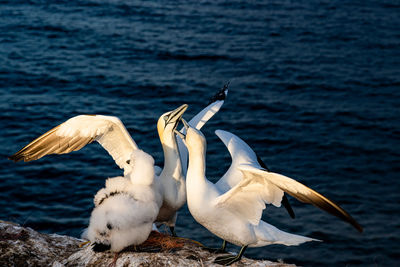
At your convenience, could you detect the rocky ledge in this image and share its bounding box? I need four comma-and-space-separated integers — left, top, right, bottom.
0, 220, 295, 267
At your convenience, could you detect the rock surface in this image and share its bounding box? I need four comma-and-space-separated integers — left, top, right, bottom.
0, 220, 295, 267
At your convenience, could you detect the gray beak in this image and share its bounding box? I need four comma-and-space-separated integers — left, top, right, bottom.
167, 104, 188, 125
174, 129, 185, 140
181, 118, 190, 131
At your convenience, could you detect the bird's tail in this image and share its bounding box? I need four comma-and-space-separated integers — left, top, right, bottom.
252, 220, 321, 247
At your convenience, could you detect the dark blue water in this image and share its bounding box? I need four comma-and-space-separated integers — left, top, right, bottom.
1, 0, 399, 266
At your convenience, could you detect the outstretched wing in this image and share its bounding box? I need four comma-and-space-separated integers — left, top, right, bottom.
177, 83, 229, 175
214, 129, 295, 218
9, 115, 138, 173
214, 129, 259, 192
236, 164, 363, 232
213, 129, 283, 226
214, 169, 284, 226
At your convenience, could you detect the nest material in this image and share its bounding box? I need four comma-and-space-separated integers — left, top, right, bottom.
121, 231, 203, 253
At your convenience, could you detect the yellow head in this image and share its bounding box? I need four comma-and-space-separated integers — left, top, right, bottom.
157, 104, 188, 143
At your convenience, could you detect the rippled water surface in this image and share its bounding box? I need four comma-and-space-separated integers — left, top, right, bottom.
1, 0, 399, 266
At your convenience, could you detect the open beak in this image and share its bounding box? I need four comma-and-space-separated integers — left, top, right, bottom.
167, 104, 188, 125
181, 118, 190, 131
174, 129, 185, 140
174, 118, 190, 142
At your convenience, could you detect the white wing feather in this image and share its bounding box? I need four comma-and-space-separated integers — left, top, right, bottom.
214, 129, 260, 192
10, 115, 138, 173
237, 164, 363, 232
214, 169, 284, 226
178, 99, 226, 175
239, 164, 329, 199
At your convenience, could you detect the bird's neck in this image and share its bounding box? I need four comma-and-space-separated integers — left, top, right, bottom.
186, 144, 213, 216
186, 146, 207, 187
160, 134, 183, 181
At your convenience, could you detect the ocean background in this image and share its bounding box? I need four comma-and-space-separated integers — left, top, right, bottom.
1, 0, 399, 266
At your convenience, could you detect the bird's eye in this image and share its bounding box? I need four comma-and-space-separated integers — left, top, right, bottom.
163, 115, 169, 122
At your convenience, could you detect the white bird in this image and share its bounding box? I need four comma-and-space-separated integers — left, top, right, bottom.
177, 83, 229, 177
156, 84, 228, 234
86, 149, 162, 252
9, 85, 228, 235
213, 129, 362, 233
177, 121, 362, 265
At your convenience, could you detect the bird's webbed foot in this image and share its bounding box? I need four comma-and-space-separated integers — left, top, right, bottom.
202, 247, 227, 254
213, 245, 247, 266
202, 240, 226, 254
202, 240, 227, 254
214, 254, 241, 265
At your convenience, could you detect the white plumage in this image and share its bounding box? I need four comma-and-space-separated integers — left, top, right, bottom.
214, 130, 363, 233
177, 122, 362, 264
9, 86, 228, 236
86, 149, 162, 252
177, 86, 228, 176
153, 86, 228, 232
9, 114, 138, 175
180, 124, 318, 265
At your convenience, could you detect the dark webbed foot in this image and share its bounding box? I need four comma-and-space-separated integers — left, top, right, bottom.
202, 246, 228, 254
214, 254, 241, 265
213, 245, 247, 266
202, 240, 227, 254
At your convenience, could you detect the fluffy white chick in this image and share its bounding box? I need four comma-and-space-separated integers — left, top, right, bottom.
86, 149, 162, 252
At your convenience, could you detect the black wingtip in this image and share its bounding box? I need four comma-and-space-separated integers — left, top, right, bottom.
256, 155, 270, 172
282, 195, 296, 219
346, 214, 363, 233
257, 155, 296, 219
8, 153, 21, 162
207, 82, 229, 105
92, 242, 111, 252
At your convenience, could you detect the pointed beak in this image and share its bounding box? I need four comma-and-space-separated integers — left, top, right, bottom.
174, 129, 187, 146
181, 118, 190, 131
174, 129, 185, 140
168, 104, 188, 124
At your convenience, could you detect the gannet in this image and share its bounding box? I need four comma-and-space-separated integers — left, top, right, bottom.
157, 84, 229, 234
214, 129, 363, 232
8, 104, 186, 232
86, 149, 162, 252
177, 83, 229, 176
8, 104, 187, 176
177, 121, 362, 265
9, 85, 228, 235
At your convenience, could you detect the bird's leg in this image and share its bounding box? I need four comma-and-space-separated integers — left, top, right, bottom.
202, 240, 228, 254
220, 240, 227, 252
108, 252, 120, 267
169, 226, 177, 237
214, 245, 247, 265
